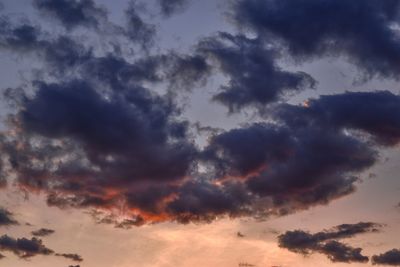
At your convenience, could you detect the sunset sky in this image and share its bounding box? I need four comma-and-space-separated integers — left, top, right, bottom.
0, 0, 400, 267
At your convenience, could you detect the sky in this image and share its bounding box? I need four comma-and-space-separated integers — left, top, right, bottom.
0, 0, 400, 267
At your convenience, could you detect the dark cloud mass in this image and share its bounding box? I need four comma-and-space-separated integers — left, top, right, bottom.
372, 249, 400, 266
4, 87, 400, 223
197, 32, 316, 111
278, 222, 381, 263
20, 80, 196, 182
232, 0, 400, 79
203, 121, 376, 215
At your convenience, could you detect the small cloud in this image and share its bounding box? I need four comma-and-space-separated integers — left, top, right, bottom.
56, 253, 83, 262
0, 208, 18, 226
278, 222, 382, 263
0, 235, 54, 259
237, 231, 245, 238
372, 249, 400, 266
31, 228, 55, 237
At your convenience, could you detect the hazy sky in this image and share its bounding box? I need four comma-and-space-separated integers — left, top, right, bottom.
0, 1, 400, 267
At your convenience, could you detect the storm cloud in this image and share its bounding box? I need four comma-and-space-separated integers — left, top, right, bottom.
203, 122, 376, 215
231, 0, 400, 79
3, 84, 400, 224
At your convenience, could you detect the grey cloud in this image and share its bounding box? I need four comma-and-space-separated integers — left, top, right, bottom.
33, 0, 107, 30
157, 0, 190, 17
231, 0, 400, 80
0, 235, 54, 259
278, 222, 381, 263
0, 208, 18, 226
372, 249, 400, 266
197, 32, 316, 111
31, 228, 55, 237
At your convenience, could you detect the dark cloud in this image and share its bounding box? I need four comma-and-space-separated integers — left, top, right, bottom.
0, 12, 211, 225
317, 222, 382, 240
200, 90, 400, 217
0, 14, 208, 89
203, 122, 376, 215
0, 234, 81, 263
124, 1, 156, 47
157, 0, 190, 17
0, 16, 41, 52
31, 228, 55, 237
0, 235, 54, 259
32, 0, 107, 30
0, 208, 18, 226
197, 32, 315, 111
19, 80, 196, 182
278, 222, 380, 263
166, 181, 252, 223
80, 54, 160, 88
372, 249, 400, 266
5, 89, 400, 224
0, 17, 92, 72
163, 53, 211, 91
56, 253, 83, 262
4, 87, 400, 224
320, 240, 369, 263
231, 0, 400, 79
278, 222, 381, 253
2, 77, 197, 221
275, 91, 400, 146
32, 0, 156, 48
